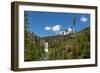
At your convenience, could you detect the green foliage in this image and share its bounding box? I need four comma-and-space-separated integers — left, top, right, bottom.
24, 44, 45, 61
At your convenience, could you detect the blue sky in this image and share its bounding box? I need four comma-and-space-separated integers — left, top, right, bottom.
25, 11, 90, 37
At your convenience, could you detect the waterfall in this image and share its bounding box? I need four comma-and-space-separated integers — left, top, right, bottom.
44, 42, 49, 60
45, 42, 48, 52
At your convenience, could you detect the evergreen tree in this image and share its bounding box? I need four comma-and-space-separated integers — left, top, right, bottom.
73, 17, 76, 33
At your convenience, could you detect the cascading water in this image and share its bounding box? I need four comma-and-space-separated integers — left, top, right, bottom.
44, 42, 49, 60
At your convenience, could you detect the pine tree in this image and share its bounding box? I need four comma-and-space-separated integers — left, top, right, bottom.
73, 17, 76, 33
24, 11, 30, 61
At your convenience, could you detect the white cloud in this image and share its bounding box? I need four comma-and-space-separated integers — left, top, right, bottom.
45, 26, 51, 31
44, 24, 62, 35
68, 28, 72, 32
80, 16, 88, 22
63, 27, 73, 35
59, 31, 63, 34
52, 25, 61, 32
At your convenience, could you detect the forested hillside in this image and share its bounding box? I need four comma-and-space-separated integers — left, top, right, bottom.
42, 27, 90, 60
24, 27, 90, 61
